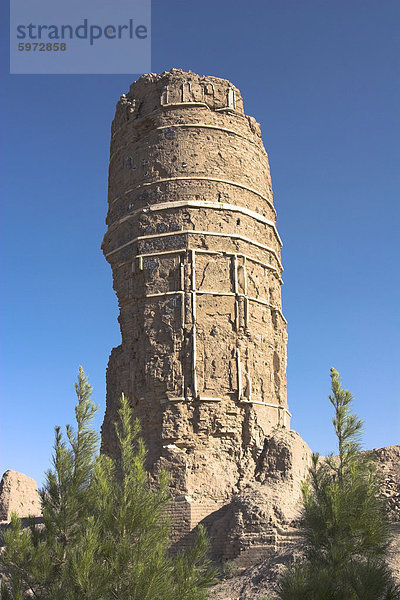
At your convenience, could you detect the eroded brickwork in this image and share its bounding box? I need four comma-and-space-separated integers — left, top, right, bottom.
101, 69, 292, 540
0, 471, 41, 522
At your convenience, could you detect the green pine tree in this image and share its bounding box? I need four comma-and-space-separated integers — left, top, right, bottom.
277, 368, 400, 600
0, 367, 215, 599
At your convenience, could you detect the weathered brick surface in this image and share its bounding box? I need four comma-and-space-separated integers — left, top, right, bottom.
101, 69, 304, 556
0, 470, 41, 522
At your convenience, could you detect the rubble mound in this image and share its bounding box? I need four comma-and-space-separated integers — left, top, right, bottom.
208, 444, 400, 599
367, 445, 400, 522
0, 470, 41, 522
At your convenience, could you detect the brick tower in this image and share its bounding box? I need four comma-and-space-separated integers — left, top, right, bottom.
101, 69, 291, 538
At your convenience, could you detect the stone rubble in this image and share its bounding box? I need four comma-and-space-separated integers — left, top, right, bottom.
0, 470, 41, 522
208, 444, 400, 598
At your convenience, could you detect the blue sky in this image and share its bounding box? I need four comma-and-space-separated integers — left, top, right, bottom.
1, 0, 399, 486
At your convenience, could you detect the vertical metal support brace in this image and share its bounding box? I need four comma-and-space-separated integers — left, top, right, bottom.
236, 348, 242, 401
180, 261, 185, 291
192, 292, 197, 398
243, 257, 249, 327
180, 258, 185, 328
245, 371, 252, 402
191, 249, 198, 398
191, 249, 196, 291
233, 254, 238, 294
243, 256, 248, 295
180, 291, 185, 328
233, 254, 239, 331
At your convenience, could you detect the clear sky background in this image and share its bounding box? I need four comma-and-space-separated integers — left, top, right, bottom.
1, 0, 399, 487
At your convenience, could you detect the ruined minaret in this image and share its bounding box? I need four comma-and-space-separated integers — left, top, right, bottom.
101, 69, 290, 534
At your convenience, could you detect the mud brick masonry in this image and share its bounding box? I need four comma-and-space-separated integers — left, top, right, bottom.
101, 69, 307, 559
2, 70, 398, 573
0, 70, 398, 576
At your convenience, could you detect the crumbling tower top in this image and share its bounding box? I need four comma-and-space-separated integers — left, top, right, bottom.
112, 69, 245, 132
